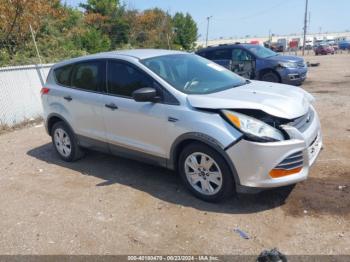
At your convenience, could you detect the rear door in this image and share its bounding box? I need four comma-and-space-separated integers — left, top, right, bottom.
206, 48, 233, 70
51, 60, 107, 143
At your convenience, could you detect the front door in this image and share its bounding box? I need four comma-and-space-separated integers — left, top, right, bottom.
101, 60, 172, 160
231, 48, 256, 79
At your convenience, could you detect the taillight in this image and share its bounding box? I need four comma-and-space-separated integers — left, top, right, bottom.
41, 87, 50, 95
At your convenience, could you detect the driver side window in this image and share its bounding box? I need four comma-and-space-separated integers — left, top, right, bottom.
232, 49, 253, 61
107, 61, 153, 98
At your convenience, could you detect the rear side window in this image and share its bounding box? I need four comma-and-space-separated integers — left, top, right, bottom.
54, 64, 73, 86
71, 61, 104, 92
211, 49, 232, 60
107, 61, 153, 97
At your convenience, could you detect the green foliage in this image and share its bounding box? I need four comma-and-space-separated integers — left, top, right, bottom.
79, 0, 119, 17
79, 28, 111, 54
172, 12, 198, 50
0, 0, 199, 66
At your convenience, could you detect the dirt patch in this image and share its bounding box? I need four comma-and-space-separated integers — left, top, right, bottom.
282, 174, 350, 217
311, 90, 337, 94
328, 80, 350, 85
0, 117, 43, 135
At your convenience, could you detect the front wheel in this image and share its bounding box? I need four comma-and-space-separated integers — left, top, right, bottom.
178, 143, 235, 202
261, 71, 280, 83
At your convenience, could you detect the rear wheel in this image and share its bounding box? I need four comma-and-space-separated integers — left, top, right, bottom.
261, 71, 280, 83
51, 121, 84, 162
178, 143, 235, 202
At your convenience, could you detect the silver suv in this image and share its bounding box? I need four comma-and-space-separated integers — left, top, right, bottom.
41, 49, 322, 202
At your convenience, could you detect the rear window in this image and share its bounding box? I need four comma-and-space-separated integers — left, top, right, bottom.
54, 64, 73, 86
71, 61, 104, 92
210, 49, 232, 60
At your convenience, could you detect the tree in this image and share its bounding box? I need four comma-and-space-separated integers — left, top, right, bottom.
0, 0, 199, 66
80, 0, 129, 48
0, 0, 62, 56
126, 8, 172, 49
79, 28, 111, 54
172, 12, 198, 50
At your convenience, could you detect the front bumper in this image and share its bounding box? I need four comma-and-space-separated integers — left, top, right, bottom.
226, 106, 322, 189
279, 67, 308, 85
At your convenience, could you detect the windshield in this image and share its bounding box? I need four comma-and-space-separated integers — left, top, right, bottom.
141, 54, 246, 95
245, 45, 277, 58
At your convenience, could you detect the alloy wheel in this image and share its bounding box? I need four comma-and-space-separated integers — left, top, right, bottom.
184, 152, 223, 195
53, 128, 72, 157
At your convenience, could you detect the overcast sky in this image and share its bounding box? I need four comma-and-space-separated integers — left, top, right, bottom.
63, 0, 350, 40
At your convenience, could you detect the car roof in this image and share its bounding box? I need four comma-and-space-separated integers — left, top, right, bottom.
197, 43, 256, 53
53, 49, 187, 68
101, 49, 186, 59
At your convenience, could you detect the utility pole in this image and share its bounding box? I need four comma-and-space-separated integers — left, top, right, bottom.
205, 16, 213, 47
302, 0, 309, 56
29, 24, 44, 86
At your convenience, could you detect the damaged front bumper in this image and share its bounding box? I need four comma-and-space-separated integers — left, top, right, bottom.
226, 106, 322, 190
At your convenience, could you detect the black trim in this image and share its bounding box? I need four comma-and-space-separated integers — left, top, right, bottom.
77, 134, 109, 153
168, 117, 179, 122
77, 134, 167, 168
46, 113, 75, 136
223, 135, 244, 151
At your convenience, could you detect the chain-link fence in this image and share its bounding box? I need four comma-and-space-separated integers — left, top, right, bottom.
0, 63, 52, 127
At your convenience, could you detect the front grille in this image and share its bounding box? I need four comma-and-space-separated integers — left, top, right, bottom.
275, 151, 303, 170
288, 108, 314, 132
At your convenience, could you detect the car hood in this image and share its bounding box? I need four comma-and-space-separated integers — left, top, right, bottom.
187, 81, 314, 119
267, 55, 304, 63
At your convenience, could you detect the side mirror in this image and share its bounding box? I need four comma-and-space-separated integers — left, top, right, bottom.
132, 87, 159, 102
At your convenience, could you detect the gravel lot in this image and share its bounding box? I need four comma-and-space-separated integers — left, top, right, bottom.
0, 53, 349, 255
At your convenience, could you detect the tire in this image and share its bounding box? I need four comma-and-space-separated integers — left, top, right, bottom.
51, 121, 84, 162
261, 71, 280, 83
178, 142, 235, 202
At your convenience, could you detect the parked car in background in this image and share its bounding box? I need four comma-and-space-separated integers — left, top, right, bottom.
277, 38, 287, 51
305, 37, 314, 50
314, 44, 335, 55
196, 44, 307, 86
338, 40, 350, 50
41, 49, 322, 202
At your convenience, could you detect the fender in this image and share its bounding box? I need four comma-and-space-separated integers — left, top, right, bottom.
168, 132, 243, 186
46, 112, 76, 137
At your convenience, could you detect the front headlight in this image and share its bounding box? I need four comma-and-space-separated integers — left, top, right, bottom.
279, 61, 298, 68
222, 110, 285, 142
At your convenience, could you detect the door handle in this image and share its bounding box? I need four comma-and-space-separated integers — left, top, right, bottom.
105, 103, 118, 110
63, 96, 72, 101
